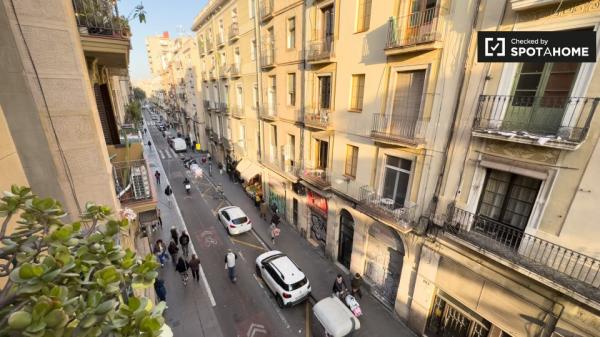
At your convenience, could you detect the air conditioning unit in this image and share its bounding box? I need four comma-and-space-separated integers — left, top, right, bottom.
131, 166, 151, 200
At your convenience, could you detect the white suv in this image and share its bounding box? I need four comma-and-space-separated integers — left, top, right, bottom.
255, 250, 311, 308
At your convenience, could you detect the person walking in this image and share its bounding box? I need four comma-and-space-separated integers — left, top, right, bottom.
168, 240, 179, 264
259, 199, 268, 220
224, 249, 238, 283
332, 274, 348, 297
179, 230, 190, 257
164, 185, 173, 207
147, 140, 152, 148
175, 256, 189, 286
153, 239, 167, 267
154, 278, 167, 302
269, 222, 280, 245
271, 210, 280, 227
188, 254, 201, 283
351, 273, 363, 299
170, 226, 179, 244
156, 207, 163, 229
155, 170, 161, 185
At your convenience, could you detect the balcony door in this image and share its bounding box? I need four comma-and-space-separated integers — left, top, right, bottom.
505, 62, 579, 135
268, 76, 276, 114
319, 75, 332, 110
381, 156, 411, 209
315, 139, 328, 170
322, 5, 334, 47
390, 70, 425, 139
406, 0, 439, 44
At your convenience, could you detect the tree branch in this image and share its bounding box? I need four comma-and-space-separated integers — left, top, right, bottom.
0, 212, 14, 239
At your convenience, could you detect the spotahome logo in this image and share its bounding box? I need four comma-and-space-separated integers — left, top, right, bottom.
478, 31, 596, 62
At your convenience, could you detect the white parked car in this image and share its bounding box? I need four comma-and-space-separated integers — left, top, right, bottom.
217, 206, 252, 235
255, 250, 311, 308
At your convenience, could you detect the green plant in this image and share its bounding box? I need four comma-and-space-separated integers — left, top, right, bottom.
0, 186, 165, 336
126, 100, 142, 126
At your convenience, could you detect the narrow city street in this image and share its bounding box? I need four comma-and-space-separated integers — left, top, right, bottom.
143, 109, 415, 337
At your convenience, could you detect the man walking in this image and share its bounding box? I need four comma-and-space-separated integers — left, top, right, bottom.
224, 249, 238, 283
188, 254, 201, 283
259, 199, 268, 220
155, 170, 161, 185
179, 230, 190, 257
170, 226, 179, 244
164, 185, 173, 207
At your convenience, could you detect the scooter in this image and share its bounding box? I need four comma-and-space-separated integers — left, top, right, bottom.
184, 179, 191, 195
339, 289, 362, 317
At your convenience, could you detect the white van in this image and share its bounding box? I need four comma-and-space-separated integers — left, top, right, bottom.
171, 138, 187, 153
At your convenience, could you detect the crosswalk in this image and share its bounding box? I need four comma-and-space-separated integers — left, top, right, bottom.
157, 148, 178, 160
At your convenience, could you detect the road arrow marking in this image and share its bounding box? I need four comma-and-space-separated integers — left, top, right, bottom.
246, 323, 267, 337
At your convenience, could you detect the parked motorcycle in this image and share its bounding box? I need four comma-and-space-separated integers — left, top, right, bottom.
339, 289, 362, 318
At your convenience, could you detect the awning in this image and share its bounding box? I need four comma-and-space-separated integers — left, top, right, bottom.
236, 159, 262, 182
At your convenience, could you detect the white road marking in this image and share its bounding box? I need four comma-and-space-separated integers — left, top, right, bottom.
247, 323, 267, 337
253, 273, 264, 289
251, 230, 269, 250
199, 265, 217, 306
275, 307, 291, 329
238, 250, 246, 262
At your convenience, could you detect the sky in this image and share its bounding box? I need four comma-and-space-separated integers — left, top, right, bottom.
119, 0, 208, 81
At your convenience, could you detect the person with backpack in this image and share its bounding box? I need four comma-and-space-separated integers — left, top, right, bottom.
179, 230, 190, 257
188, 254, 201, 283
175, 256, 189, 286
168, 240, 179, 264
224, 249, 238, 283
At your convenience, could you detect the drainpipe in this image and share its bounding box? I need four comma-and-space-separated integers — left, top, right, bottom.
253, 0, 263, 162
299, 0, 307, 172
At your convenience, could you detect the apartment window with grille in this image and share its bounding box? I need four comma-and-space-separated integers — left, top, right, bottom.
287, 17, 296, 49
355, 0, 372, 33
350, 74, 365, 111
345, 145, 359, 178
287, 73, 296, 106
477, 169, 541, 232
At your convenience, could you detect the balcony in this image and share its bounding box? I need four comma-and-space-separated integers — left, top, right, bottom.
217, 102, 229, 115
357, 186, 416, 233
222, 137, 232, 150
306, 38, 335, 64
113, 160, 154, 205
264, 154, 297, 178
201, 71, 208, 81
304, 108, 331, 130
216, 33, 225, 48
229, 63, 241, 78
260, 43, 275, 69
259, 0, 274, 22
218, 66, 228, 79
446, 207, 600, 303
259, 106, 278, 121
206, 39, 213, 51
203, 100, 211, 110
208, 129, 219, 142
209, 68, 217, 80
299, 167, 331, 190
228, 22, 240, 41
231, 105, 244, 118
472, 95, 599, 150
72, 0, 130, 68
385, 6, 443, 55
371, 113, 428, 147
233, 143, 246, 161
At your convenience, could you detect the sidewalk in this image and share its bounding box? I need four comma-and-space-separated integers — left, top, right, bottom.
142, 137, 224, 337
190, 153, 416, 337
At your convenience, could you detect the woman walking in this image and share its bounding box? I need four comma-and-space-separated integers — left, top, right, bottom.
153, 239, 167, 267
188, 254, 201, 283
175, 256, 189, 286
168, 240, 179, 264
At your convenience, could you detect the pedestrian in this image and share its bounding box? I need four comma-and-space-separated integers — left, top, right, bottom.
269, 222, 280, 245
207, 153, 212, 163
170, 226, 179, 244
175, 256, 189, 286
164, 185, 173, 207
156, 207, 163, 229
271, 210, 280, 227
254, 194, 261, 208
218, 162, 223, 175
227, 162, 233, 181
224, 249, 238, 283
144, 128, 147, 134
351, 273, 363, 299
179, 230, 190, 257
167, 240, 179, 264
259, 199, 268, 220
188, 254, 201, 282
332, 274, 348, 296
155, 170, 161, 185
154, 278, 167, 302
147, 140, 152, 148
153, 239, 167, 267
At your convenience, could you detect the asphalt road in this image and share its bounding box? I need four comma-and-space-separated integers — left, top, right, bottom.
145, 112, 310, 337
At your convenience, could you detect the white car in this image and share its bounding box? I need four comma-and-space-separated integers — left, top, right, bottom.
255, 250, 311, 308
217, 206, 252, 235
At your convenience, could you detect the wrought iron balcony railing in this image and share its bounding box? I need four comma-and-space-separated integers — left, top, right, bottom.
358, 186, 415, 231
259, 106, 277, 120
304, 108, 331, 130
386, 6, 442, 50
260, 44, 275, 68
73, 0, 125, 37
473, 95, 599, 144
218, 66, 227, 78
446, 206, 600, 302
307, 37, 335, 63
371, 113, 427, 145
229, 63, 241, 77
300, 167, 331, 190
228, 22, 239, 41
216, 33, 225, 47
259, 0, 274, 21
113, 160, 153, 204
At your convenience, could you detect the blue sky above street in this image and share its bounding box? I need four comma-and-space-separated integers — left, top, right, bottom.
119, 0, 207, 81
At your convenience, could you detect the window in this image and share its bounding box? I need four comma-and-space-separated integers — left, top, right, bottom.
249, 0, 255, 18
251, 39, 257, 61
270, 125, 278, 162
345, 145, 359, 178
287, 17, 296, 49
268, 76, 276, 113
239, 124, 246, 149
382, 156, 411, 208
287, 73, 296, 106
350, 74, 365, 111
478, 169, 541, 231
236, 86, 243, 108
318, 75, 331, 109
356, 0, 372, 32
252, 83, 258, 108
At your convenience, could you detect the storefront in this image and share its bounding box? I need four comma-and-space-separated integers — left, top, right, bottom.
307, 189, 328, 252
364, 222, 404, 308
